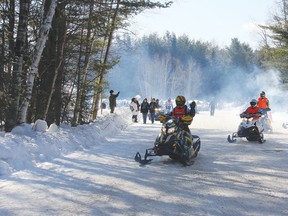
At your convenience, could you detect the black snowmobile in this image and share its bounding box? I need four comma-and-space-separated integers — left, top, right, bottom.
227, 113, 265, 143
135, 115, 201, 166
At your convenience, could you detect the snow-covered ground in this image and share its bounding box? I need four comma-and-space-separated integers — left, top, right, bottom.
0, 106, 288, 216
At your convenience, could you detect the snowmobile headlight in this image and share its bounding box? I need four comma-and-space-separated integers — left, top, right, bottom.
247, 117, 253, 122
243, 117, 253, 122
167, 127, 175, 134
155, 108, 161, 112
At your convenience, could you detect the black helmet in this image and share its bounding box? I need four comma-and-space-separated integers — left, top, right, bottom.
260, 91, 265, 97
110, 90, 114, 94
250, 99, 257, 107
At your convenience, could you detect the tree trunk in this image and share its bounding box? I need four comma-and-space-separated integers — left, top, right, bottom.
71, 28, 85, 127
91, 0, 120, 120
18, 0, 57, 124
5, 0, 30, 132
78, 0, 95, 124
43, 2, 67, 125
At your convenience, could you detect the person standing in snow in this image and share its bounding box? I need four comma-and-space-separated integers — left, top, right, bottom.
209, 98, 216, 116
140, 98, 149, 124
149, 98, 158, 124
165, 98, 173, 114
130, 98, 139, 123
135, 98, 140, 112
109, 90, 120, 113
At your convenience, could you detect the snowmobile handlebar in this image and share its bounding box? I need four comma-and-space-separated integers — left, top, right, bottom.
240, 113, 262, 118
260, 108, 271, 115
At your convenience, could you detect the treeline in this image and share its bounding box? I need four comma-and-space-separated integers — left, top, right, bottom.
109, 0, 288, 103
110, 33, 261, 101
0, 0, 171, 132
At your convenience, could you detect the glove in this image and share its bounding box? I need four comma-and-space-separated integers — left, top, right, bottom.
158, 114, 166, 123
254, 113, 262, 117
181, 115, 193, 125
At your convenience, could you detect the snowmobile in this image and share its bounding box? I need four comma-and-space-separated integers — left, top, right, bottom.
227, 113, 265, 143
154, 107, 165, 121
135, 115, 201, 166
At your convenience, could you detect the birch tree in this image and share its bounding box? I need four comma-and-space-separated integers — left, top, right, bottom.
18, 0, 57, 124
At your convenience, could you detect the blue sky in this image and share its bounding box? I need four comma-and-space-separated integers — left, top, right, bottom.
129, 0, 277, 49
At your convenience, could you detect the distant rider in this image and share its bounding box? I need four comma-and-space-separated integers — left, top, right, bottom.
257, 91, 272, 132
257, 91, 270, 111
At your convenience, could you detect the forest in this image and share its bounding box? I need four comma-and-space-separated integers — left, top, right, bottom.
0, 0, 288, 132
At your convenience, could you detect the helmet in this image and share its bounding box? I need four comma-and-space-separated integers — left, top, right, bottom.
110, 90, 114, 94
260, 91, 265, 97
175, 96, 186, 106
250, 99, 257, 107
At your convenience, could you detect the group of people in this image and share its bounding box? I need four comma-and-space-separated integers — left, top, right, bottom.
108, 89, 197, 127
129, 97, 159, 124
129, 96, 197, 126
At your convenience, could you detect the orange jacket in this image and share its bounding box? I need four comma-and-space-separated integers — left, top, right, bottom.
257, 97, 269, 109
247, 106, 261, 119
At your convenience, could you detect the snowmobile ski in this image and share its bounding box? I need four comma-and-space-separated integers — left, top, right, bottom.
134, 152, 153, 165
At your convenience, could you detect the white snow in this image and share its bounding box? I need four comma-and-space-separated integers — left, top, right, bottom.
0, 106, 288, 216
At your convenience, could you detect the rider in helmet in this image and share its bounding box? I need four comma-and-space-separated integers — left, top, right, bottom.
240, 99, 263, 120
257, 91, 272, 132
171, 96, 193, 133
171, 96, 187, 118
257, 91, 270, 111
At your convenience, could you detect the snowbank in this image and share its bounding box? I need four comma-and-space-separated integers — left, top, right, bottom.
0, 108, 131, 176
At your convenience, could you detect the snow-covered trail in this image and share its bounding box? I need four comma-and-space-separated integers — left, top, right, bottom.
0, 110, 288, 216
